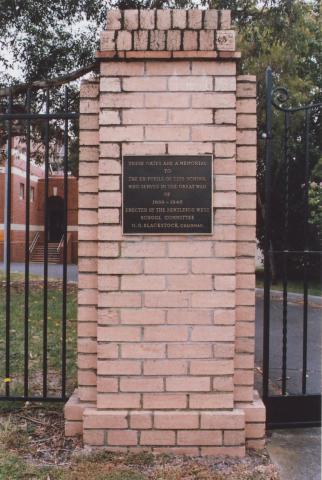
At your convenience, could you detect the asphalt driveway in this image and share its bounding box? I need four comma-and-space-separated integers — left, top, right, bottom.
255, 290, 321, 395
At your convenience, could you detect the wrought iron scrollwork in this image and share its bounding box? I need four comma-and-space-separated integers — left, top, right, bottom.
271, 86, 290, 111
271, 84, 322, 113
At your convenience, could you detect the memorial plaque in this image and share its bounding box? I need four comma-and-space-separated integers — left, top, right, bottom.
122, 155, 213, 234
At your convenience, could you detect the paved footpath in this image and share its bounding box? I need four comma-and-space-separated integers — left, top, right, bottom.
267, 428, 321, 480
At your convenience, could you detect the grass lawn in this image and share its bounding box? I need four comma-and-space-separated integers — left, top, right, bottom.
0, 274, 77, 399
256, 269, 321, 297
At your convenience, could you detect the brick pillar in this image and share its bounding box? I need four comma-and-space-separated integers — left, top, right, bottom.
65, 8, 265, 456
235, 76, 266, 448
65, 80, 99, 436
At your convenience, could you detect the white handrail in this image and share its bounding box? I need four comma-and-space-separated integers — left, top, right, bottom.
29, 232, 40, 254
57, 235, 64, 253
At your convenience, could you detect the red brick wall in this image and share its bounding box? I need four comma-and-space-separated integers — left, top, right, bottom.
0, 167, 41, 262
0, 171, 78, 263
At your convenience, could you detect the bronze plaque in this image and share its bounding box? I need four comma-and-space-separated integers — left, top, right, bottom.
122, 155, 213, 235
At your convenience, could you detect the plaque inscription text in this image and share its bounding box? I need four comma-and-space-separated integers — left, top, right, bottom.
122, 155, 213, 234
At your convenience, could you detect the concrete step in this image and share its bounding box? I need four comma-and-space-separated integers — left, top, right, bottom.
32, 255, 61, 258
31, 260, 61, 264
33, 249, 59, 253
31, 242, 62, 264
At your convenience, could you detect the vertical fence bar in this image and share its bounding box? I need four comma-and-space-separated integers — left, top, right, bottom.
24, 89, 31, 398
302, 108, 310, 394
281, 112, 290, 395
263, 67, 273, 400
43, 88, 50, 397
5, 90, 13, 396
61, 87, 69, 399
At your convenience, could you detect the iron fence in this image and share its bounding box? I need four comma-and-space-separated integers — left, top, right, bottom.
0, 86, 78, 401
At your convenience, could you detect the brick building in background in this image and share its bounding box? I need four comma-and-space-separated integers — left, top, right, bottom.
0, 136, 78, 264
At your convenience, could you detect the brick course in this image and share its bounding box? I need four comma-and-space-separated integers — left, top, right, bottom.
101, 9, 235, 57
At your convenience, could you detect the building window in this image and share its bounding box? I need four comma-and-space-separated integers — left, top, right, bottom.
30, 186, 35, 202
19, 183, 25, 200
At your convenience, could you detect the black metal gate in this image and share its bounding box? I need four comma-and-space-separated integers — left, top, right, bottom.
0, 86, 78, 402
263, 67, 322, 427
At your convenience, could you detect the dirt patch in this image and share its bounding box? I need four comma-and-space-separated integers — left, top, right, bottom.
0, 404, 81, 466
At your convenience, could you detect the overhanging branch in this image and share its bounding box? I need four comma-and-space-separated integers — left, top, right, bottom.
0, 62, 98, 97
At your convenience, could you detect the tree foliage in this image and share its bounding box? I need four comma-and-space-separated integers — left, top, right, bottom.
238, 0, 322, 279
0, 0, 106, 85
0, 0, 321, 269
